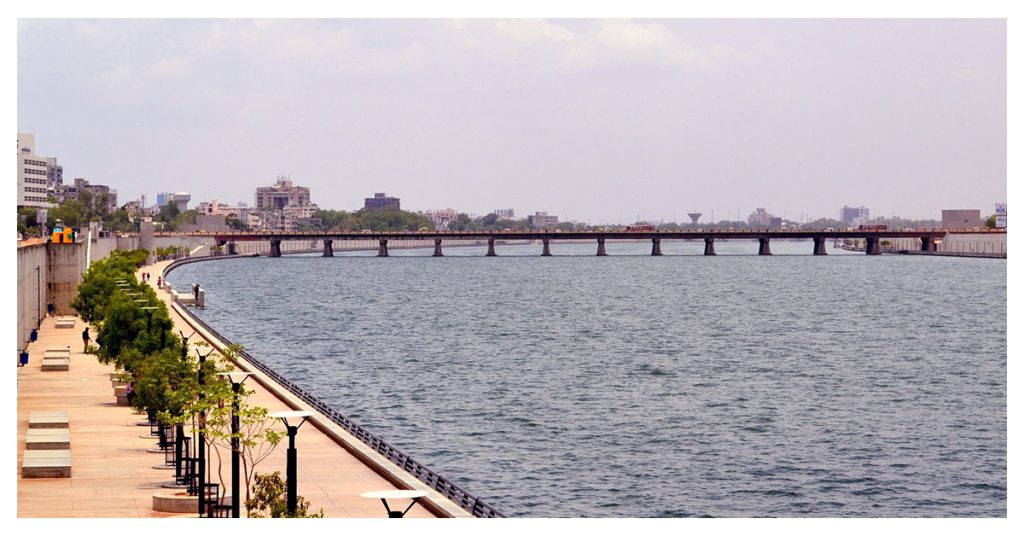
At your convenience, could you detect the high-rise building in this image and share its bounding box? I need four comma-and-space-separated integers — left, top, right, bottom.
839, 205, 870, 226
364, 192, 401, 211
494, 209, 515, 220
17, 133, 52, 209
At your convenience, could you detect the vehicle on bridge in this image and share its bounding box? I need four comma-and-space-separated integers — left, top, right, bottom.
858, 224, 888, 231
626, 224, 657, 231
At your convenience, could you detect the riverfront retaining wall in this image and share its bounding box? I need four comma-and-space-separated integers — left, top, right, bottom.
16, 243, 48, 354
850, 233, 1008, 256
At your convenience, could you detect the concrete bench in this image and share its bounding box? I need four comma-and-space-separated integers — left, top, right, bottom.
41, 357, 70, 372
43, 348, 71, 359
29, 411, 69, 429
116, 393, 130, 406
55, 318, 76, 329
22, 449, 72, 478
26, 428, 71, 450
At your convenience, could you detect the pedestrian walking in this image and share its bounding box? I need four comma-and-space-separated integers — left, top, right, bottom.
157, 276, 162, 287
126, 381, 136, 407
193, 283, 199, 300
82, 326, 91, 352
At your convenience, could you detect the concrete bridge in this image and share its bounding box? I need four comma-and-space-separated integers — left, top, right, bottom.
148, 228, 1003, 258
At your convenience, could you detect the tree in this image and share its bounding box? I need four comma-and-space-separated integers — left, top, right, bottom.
48, 199, 85, 228
245, 472, 323, 518
985, 214, 997, 228
480, 213, 499, 226
203, 355, 283, 509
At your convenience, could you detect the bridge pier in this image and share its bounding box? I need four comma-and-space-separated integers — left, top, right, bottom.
758, 238, 771, 256
597, 238, 607, 256
269, 240, 282, 258
486, 238, 497, 257
322, 240, 334, 257
433, 239, 443, 257
813, 237, 827, 255
378, 239, 389, 257
920, 237, 937, 252
704, 238, 716, 256
865, 237, 881, 255
542, 239, 551, 256
651, 238, 663, 256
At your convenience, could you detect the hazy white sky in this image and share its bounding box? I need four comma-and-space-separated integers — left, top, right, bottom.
17, 18, 1006, 223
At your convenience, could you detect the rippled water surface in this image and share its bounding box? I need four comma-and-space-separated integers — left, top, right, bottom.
169, 241, 1006, 517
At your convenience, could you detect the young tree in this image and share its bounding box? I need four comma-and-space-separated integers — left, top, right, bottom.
245, 472, 324, 518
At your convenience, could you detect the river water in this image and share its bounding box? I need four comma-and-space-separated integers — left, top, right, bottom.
169, 240, 1006, 517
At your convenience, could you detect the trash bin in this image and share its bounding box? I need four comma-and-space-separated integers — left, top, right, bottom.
30, 329, 38, 342
19, 351, 29, 366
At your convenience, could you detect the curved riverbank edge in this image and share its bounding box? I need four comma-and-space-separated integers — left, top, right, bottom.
162, 255, 504, 518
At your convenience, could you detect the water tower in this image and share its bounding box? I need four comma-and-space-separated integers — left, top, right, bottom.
172, 192, 191, 212
687, 212, 702, 226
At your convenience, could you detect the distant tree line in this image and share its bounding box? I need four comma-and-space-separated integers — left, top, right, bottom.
311, 208, 434, 232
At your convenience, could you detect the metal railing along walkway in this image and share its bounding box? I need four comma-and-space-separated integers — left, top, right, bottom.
163, 257, 505, 518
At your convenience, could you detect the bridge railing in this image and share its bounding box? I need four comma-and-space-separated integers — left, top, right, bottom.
163, 258, 505, 518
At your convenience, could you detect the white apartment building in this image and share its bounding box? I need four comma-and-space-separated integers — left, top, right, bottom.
253, 177, 318, 231
17, 133, 52, 209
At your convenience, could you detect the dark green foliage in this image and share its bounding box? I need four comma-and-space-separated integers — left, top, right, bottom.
245, 472, 324, 518
313, 208, 433, 232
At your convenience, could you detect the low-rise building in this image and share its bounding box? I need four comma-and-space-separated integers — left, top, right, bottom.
420, 208, 458, 229
253, 177, 319, 231
364, 192, 401, 211
748, 208, 782, 228
494, 208, 515, 220
839, 205, 870, 226
528, 211, 559, 228
941, 209, 982, 229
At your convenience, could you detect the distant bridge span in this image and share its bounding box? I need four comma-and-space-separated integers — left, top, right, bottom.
151, 228, 1005, 257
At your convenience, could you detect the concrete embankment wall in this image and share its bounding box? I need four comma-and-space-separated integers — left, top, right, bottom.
16, 243, 48, 353
879, 233, 1007, 255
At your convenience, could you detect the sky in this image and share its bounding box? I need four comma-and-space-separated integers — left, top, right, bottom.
17, 18, 1007, 223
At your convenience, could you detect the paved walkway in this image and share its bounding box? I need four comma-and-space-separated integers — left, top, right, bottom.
17, 315, 179, 517
16, 258, 459, 518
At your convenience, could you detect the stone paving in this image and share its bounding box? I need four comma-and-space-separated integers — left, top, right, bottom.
16, 258, 458, 518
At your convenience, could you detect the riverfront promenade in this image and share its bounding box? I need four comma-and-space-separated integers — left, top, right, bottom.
16, 258, 462, 518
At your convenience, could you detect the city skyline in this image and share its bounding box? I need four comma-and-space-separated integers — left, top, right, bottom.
18, 19, 1006, 222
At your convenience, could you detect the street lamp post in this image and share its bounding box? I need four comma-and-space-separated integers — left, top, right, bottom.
195, 348, 214, 517
269, 411, 313, 517
218, 372, 252, 518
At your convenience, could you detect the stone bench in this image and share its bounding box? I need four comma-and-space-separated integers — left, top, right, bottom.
22, 449, 72, 478
43, 349, 71, 361
116, 393, 130, 406
29, 411, 69, 429
41, 357, 70, 372
26, 428, 71, 450
55, 318, 76, 329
